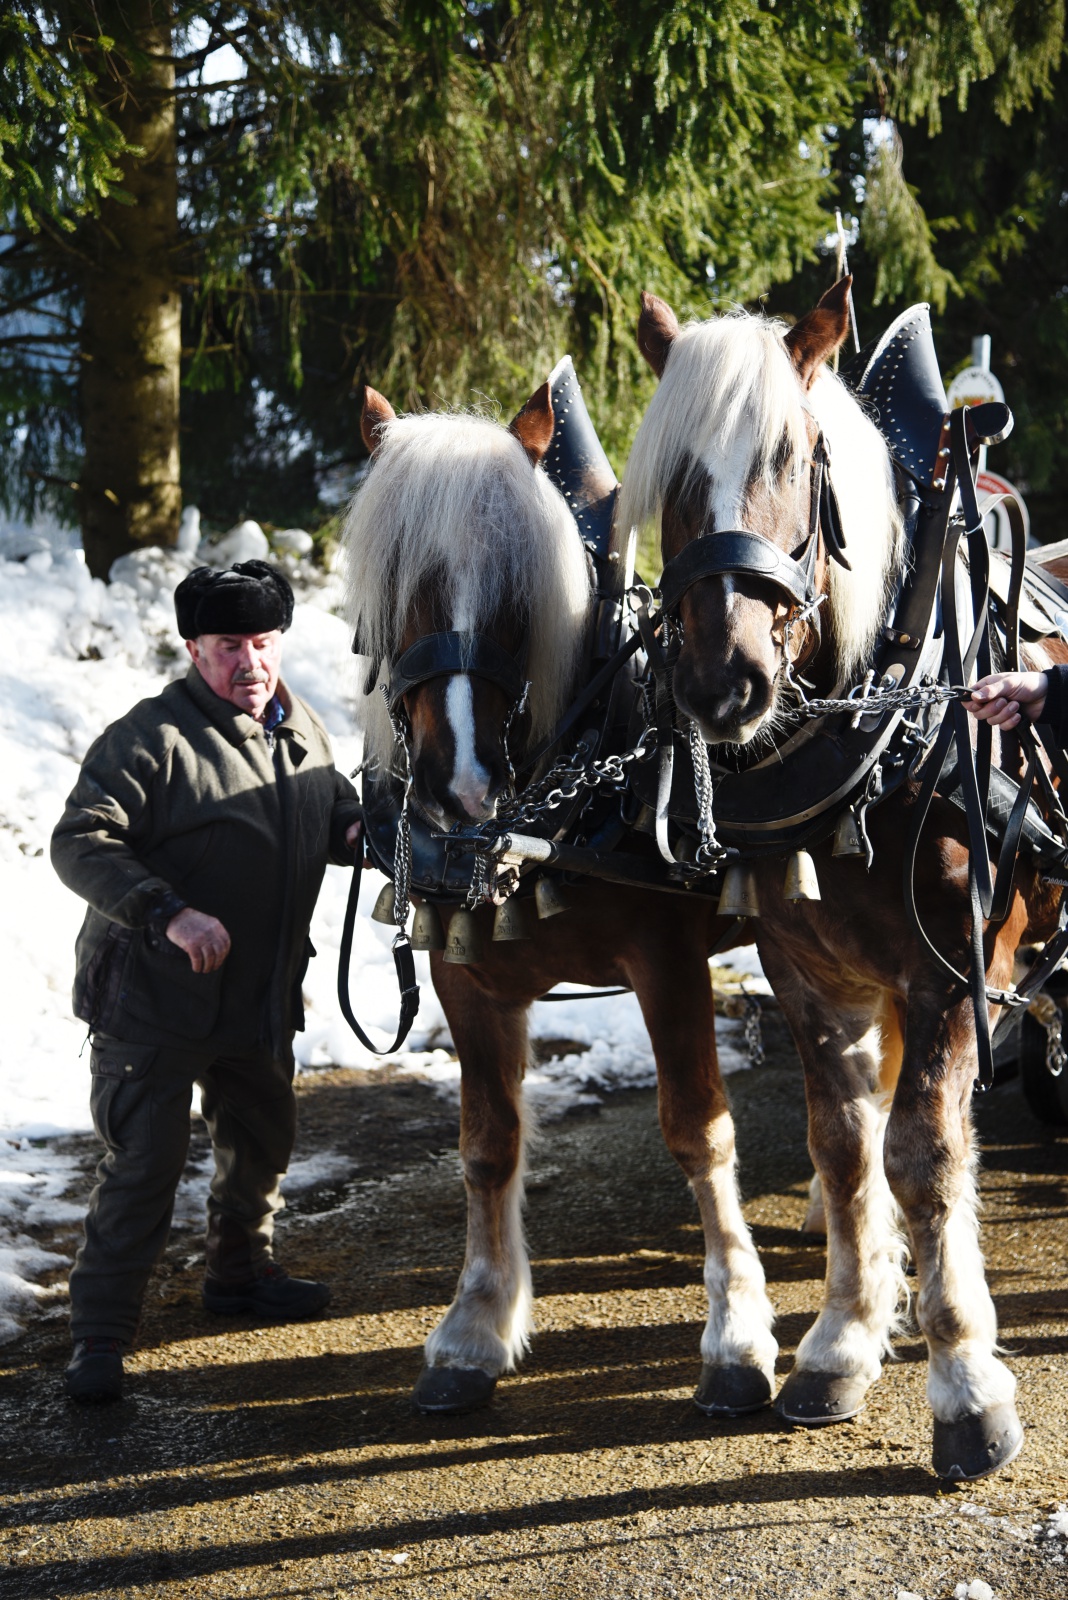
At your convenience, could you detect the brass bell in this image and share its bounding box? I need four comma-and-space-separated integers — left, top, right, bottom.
492, 896, 534, 941
717, 863, 760, 919
783, 849, 821, 902
534, 876, 570, 919
371, 881, 396, 924
633, 804, 657, 836
443, 907, 484, 965
831, 809, 865, 858
411, 902, 446, 951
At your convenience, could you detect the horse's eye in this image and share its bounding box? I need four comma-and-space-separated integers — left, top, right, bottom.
770, 432, 794, 480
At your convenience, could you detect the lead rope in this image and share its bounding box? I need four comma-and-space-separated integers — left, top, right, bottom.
336, 696, 420, 1056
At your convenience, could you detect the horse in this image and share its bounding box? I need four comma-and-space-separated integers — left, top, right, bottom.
342, 384, 774, 1419
620, 276, 1066, 1478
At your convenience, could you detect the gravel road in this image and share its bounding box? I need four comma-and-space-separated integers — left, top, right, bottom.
2, 1007, 1067, 1600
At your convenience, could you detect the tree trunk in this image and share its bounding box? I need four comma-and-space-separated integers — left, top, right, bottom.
79, 1, 181, 579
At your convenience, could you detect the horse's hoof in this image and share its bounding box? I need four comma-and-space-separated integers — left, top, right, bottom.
775, 1368, 870, 1426
694, 1363, 772, 1417
932, 1402, 1024, 1480
412, 1364, 497, 1415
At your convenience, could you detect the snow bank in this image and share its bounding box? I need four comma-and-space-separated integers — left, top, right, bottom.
0, 528, 759, 1343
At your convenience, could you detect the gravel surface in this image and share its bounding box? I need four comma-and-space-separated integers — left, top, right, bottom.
2, 1010, 1067, 1599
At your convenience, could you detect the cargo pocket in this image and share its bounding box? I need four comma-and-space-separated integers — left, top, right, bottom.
88, 1041, 159, 1155
90, 1039, 158, 1082
119, 932, 224, 1040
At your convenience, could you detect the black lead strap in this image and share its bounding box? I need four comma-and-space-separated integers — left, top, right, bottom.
903, 406, 1040, 1091
337, 851, 421, 1055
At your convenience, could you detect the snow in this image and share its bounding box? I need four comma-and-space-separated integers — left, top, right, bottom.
204, 518, 270, 563
954, 1582, 994, 1600
0, 526, 759, 1343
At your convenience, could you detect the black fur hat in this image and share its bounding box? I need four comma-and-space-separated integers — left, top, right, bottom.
174, 561, 295, 640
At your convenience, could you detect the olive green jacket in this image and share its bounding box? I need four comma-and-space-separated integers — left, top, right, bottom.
51, 665, 361, 1055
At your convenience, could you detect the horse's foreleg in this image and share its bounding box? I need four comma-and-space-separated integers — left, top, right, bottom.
632, 948, 777, 1416
800, 993, 903, 1237
761, 956, 907, 1426
884, 987, 1023, 1479
415, 970, 532, 1414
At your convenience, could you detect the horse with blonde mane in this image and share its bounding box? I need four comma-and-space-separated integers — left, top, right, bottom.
622, 277, 1068, 1478
342, 382, 768, 1419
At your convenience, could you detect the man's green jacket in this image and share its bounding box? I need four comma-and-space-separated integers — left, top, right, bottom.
52, 665, 362, 1056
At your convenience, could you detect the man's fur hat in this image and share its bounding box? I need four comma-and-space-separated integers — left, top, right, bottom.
174, 561, 294, 640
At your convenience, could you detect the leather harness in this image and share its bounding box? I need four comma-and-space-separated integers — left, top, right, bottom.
340, 314, 1068, 1090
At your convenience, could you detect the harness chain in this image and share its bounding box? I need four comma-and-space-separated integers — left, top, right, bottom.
688, 718, 719, 864
1028, 992, 1067, 1078
456, 671, 973, 904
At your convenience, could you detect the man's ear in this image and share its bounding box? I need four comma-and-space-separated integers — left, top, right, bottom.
783, 277, 853, 389
361, 385, 397, 454
637, 291, 680, 379
508, 381, 554, 467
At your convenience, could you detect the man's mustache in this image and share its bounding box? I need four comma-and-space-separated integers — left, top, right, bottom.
231, 669, 270, 685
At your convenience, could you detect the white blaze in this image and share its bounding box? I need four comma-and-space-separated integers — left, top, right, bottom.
445, 673, 492, 817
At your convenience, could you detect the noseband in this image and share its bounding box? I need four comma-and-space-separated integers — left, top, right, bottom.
657, 431, 850, 616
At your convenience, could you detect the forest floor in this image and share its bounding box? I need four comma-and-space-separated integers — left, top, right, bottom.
2, 1007, 1067, 1600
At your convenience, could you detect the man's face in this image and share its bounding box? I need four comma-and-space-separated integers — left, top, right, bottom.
187, 631, 283, 720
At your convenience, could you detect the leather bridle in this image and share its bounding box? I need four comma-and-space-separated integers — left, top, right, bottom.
382, 630, 527, 716
352, 627, 528, 721
657, 431, 851, 618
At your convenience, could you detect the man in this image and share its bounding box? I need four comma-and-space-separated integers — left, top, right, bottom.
52, 560, 362, 1403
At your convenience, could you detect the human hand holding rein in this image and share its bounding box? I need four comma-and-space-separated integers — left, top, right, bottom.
966, 671, 1049, 731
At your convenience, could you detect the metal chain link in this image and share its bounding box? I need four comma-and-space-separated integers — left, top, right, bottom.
688, 719, 720, 866
743, 994, 765, 1066
786, 678, 970, 722
1028, 991, 1067, 1078
472, 727, 659, 840
384, 688, 414, 933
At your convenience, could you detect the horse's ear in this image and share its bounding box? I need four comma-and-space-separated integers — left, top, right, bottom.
638, 291, 680, 379
361, 385, 396, 454
784, 276, 853, 389
509, 381, 554, 467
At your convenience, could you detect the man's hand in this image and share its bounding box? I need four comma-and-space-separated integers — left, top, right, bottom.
345, 819, 362, 850
165, 907, 232, 973
966, 670, 1050, 731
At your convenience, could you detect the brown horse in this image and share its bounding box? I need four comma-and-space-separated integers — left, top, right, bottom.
621, 278, 1066, 1478
343, 384, 770, 1419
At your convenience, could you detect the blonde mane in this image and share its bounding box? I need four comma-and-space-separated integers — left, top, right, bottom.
342, 410, 592, 769
619, 311, 904, 682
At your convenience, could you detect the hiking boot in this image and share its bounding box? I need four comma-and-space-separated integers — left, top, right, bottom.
202, 1262, 330, 1322
66, 1337, 124, 1403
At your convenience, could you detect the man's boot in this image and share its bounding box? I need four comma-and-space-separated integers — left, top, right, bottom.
202, 1261, 330, 1321
66, 1337, 124, 1403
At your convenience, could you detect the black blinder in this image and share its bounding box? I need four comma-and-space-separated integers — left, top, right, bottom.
386, 631, 526, 714
659, 529, 817, 614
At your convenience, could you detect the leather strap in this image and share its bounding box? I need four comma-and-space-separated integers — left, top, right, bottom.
902, 406, 1032, 1090
387, 631, 525, 713
659, 529, 817, 613
337, 852, 421, 1055
521, 626, 644, 772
